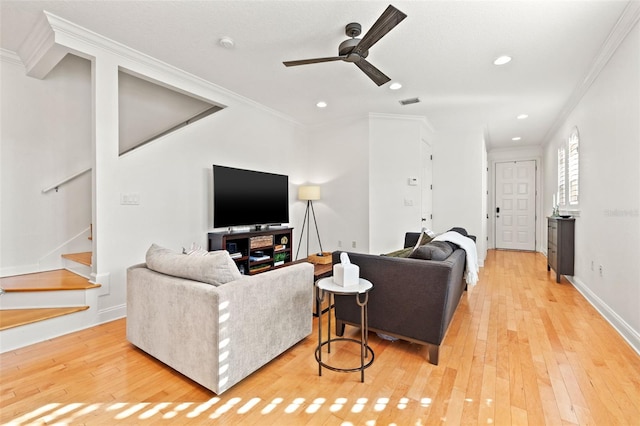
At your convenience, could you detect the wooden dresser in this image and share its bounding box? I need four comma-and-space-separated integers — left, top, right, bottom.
547, 217, 575, 283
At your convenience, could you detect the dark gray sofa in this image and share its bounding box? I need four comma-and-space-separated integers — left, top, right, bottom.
332, 231, 473, 365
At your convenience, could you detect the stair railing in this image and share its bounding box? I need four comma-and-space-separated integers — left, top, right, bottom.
42, 167, 91, 193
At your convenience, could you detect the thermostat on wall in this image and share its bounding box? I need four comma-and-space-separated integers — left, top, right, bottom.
408, 177, 418, 186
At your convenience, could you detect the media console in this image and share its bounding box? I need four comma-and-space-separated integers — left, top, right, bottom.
208, 228, 293, 275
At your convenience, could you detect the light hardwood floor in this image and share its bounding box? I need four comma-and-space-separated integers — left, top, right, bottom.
1, 250, 639, 425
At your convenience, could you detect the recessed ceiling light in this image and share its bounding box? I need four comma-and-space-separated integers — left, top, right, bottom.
493, 55, 512, 65
512, 136, 522, 141
517, 114, 529, 120
389, 82, 402, 90
219, 37, 235, 49
316, 101, 327, 108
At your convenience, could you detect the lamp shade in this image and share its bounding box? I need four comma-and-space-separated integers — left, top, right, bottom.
298, 185, 321, 201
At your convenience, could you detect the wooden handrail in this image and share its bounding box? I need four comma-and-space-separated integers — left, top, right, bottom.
42, 167, 91, 193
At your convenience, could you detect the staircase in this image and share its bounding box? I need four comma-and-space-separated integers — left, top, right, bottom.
0, 252, 101, 353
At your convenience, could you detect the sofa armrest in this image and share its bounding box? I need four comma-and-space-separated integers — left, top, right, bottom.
127, 263, 224, 392
217, 263, 313, 391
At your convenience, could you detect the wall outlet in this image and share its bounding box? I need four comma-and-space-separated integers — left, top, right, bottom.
599, 265, 604, 277
120, 193, 140, 205
338, 240, 342, 247
352, 241, 356, 248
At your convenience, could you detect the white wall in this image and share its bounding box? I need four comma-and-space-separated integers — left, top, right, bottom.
542, 21, 639, 351
300, 113, 434, 257
91, 53, 305, 316
432, 126, 488, 265
0, 53, 92, 276
302, 116, 369, 257
369, 114, 428, 254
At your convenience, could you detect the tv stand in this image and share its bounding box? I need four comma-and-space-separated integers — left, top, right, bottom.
208, 227, 293, 275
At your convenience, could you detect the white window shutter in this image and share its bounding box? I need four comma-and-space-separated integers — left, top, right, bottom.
568, 129, 580, 205
558, 147, 566, 206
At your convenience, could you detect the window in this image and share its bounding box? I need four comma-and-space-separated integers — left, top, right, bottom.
568, 128, 580, 205
557, 147, 566, 207
557, 127, 580, 209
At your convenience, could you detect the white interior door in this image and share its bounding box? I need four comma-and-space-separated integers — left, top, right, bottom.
420, 140, 433, 231
495, 160, 536, 250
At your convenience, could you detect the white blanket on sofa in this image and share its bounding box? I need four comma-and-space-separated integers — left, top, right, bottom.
434, 231, 479, 286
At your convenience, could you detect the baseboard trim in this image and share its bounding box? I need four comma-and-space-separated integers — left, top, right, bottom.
568, 275, 640, 356
98, 304, 126, 324
0, 305, 125, 353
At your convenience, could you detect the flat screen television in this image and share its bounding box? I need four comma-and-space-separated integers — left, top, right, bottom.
213, 165, 289, 229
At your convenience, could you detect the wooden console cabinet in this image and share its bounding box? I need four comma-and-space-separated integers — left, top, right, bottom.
208, 228, 293, 275
547, 217, 575, 283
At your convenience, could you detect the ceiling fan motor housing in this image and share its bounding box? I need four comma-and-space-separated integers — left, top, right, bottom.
339, 38, 368, 60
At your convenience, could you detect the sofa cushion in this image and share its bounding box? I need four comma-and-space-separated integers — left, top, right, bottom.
383, 247, 414, 258
384, 231, 435, 258
409, 241, 454, 261
412, 231, 435, 251
146, 243, 241, 286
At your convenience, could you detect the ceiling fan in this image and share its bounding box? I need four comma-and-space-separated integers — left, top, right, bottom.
283, 4, 407, 86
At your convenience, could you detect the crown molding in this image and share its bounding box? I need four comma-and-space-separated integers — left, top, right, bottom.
0, 49, 23, 67
16, 11, 68, 79
18, 11, 299, 125
44, 11, 298, 123
542, 1, 640, 145
369, 112, 435, 133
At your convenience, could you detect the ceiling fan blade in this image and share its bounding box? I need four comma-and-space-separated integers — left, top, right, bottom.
353, 5, 407, 57
354, 58, 391, 86
283, 56, 345, 67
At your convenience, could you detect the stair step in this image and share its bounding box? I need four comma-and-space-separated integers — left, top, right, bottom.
0, 269, 100, 292
62, 251, 92, 267
0, 306, 89, 331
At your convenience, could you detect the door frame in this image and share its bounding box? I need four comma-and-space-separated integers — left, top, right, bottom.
487, 153, 543, 252
419, 138, 433, 231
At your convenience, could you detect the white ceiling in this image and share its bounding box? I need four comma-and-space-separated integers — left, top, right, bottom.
0, 0, 632, 149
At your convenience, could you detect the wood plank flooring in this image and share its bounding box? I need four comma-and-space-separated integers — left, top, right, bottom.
61, 252, 92, 267
1, 250, 639, 425
0, 307, 89, 331
0, 270, 99, 292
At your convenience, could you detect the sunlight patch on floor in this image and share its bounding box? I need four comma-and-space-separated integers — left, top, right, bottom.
6, 395, 448, 424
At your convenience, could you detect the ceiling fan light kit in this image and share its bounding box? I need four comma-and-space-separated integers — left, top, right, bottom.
283, 5, 407, 86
